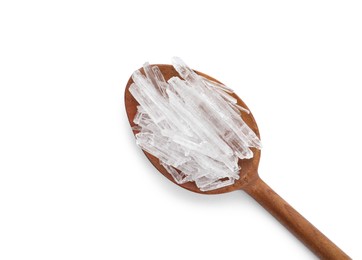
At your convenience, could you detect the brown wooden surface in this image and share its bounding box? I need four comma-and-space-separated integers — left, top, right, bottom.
244, 178, 350, 259
124, 64, 351, 259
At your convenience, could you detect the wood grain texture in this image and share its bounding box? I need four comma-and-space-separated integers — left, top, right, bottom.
124, 64, 351, 259
244, 178, 350, 259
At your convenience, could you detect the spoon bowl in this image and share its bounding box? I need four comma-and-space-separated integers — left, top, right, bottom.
125, 64, 260, 194
124, 63, 350, 259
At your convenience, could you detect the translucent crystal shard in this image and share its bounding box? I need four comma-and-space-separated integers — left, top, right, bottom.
129, 57, 261, 191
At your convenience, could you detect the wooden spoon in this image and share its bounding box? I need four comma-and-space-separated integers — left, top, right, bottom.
124, 64, 350, 259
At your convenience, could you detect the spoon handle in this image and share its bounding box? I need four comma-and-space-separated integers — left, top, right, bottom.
243, 177, 350, 259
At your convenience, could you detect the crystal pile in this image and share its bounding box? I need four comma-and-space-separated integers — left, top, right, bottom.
129, 57, 261, 191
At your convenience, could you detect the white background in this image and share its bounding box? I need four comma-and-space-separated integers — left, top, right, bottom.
0, 1, 361, 259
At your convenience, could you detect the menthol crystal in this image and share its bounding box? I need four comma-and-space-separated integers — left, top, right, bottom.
129, 57, 261, 191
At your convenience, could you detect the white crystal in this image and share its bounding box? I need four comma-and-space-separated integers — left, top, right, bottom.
130, 57, 261, 191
